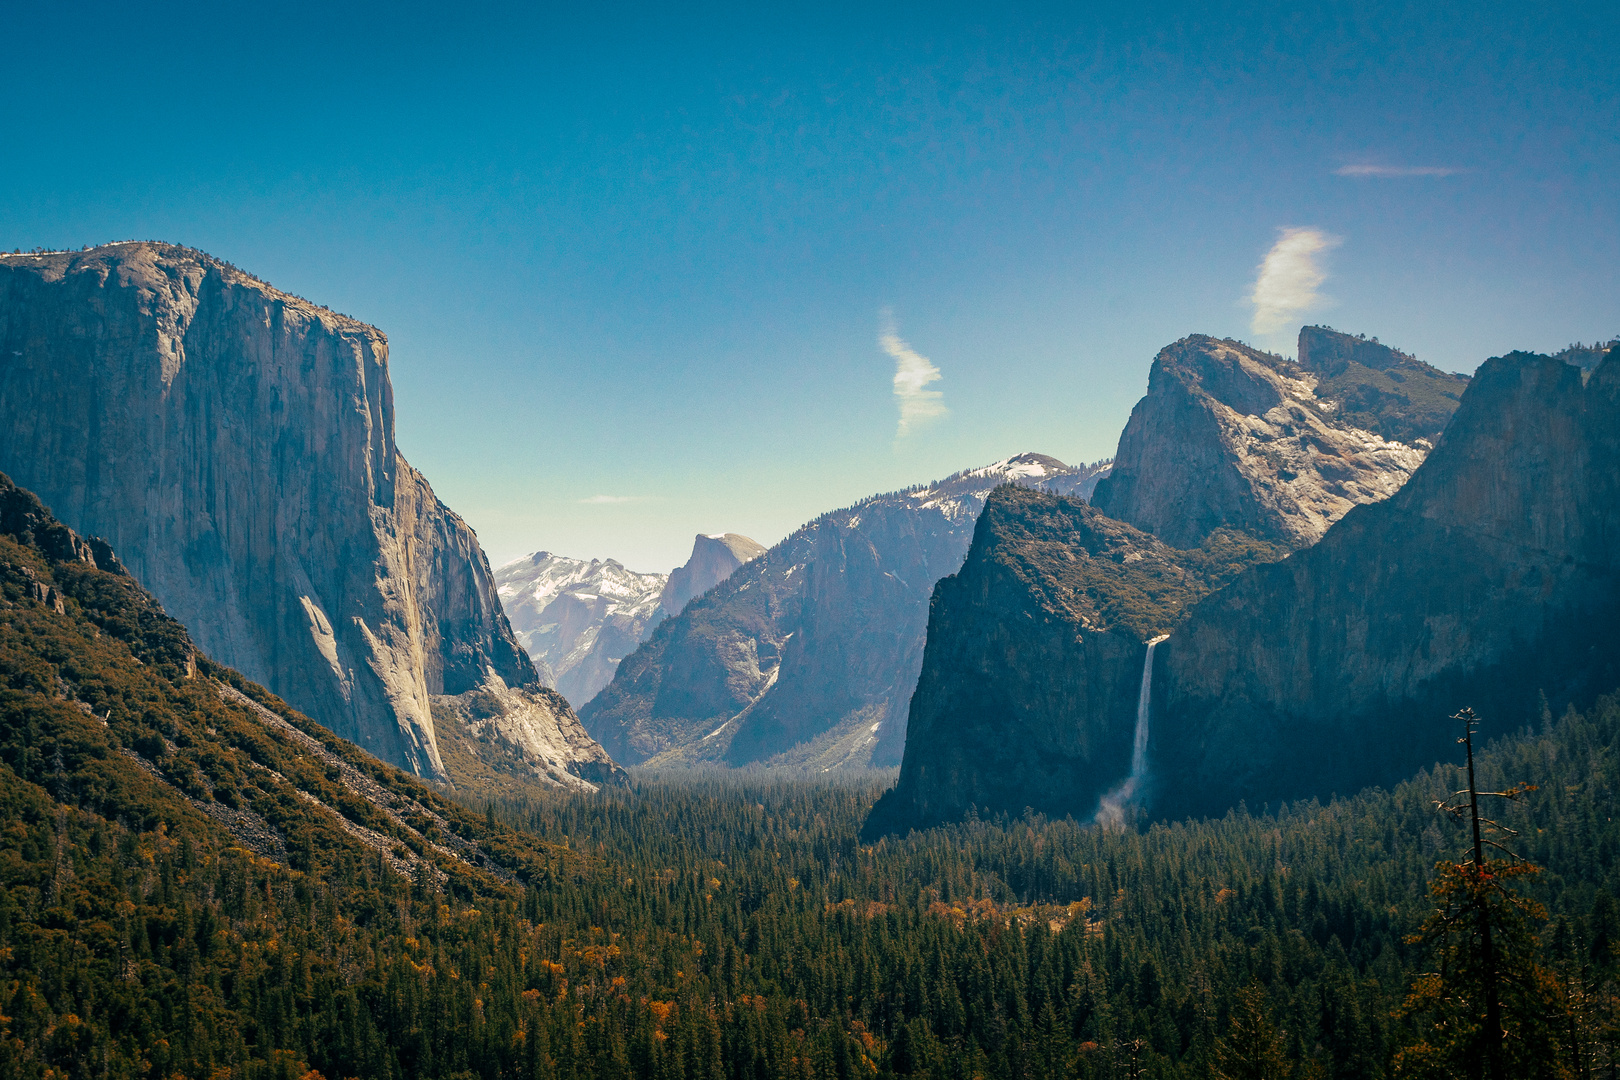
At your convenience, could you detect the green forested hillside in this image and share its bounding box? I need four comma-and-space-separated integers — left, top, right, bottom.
1, 473, 1618, 1078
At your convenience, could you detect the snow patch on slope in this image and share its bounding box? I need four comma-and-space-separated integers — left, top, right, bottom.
495, 553, 668, 707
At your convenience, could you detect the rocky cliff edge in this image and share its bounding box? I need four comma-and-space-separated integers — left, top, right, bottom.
1091, 332, 1455, 549
0, 242, 620, 789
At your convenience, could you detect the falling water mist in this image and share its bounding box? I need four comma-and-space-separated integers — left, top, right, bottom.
1096, 635, 1168, 827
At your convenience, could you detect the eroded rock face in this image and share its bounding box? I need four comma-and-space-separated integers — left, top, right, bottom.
866, 487, 1286, 834
1151, 350, 1620, 819
580, 454, 1111, 769
432, 675, 627, 790
660, 534, 766, 619
0, 242, 615, 787
1090, 334, 1439, 549
1297, 326, 1471, 445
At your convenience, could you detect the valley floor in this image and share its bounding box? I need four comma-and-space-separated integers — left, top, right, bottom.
4, 687, 1619, 1078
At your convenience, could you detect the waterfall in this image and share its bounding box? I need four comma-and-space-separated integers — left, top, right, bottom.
1096, 635, 1168, 827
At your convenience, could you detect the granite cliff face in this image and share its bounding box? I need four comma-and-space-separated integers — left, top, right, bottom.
867, 487, 1286, 833
659, 533, 766, 619
0, 242, 618, 789
873, 349, 1619, 831
1150, 350, 1620, 818
494, 532, 763, 709
580, 454, 1110, 769
1090, 331, 1455, 549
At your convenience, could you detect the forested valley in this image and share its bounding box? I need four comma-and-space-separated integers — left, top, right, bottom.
2, 472, 1618, 1079
5, 684, 1618, 1079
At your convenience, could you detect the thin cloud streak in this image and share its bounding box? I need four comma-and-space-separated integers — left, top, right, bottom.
578, 494, 649, 505
1249, 228, 1341, 337
1335, 164, 1463, 177
881, 316, 947, 438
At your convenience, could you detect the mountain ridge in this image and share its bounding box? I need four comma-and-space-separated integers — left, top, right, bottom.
1151, 346, 1620, 818
495, 531, 765, 708
581, 453, 1111, 770
872, 345, 1618, 832
1090, 329, 1459, 548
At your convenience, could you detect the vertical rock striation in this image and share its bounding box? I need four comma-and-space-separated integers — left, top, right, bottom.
1151, 350, 1620, 818
0, 242, 618, 787
865, 487, 1286, 835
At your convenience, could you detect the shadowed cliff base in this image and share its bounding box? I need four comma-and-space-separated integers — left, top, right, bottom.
864, 486, 1287, 838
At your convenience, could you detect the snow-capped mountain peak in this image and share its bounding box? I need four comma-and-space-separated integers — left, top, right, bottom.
494, 533, 765, 708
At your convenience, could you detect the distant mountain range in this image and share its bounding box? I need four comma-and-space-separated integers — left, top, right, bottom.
495, 533, 765, 707
579, 454, 1112, 770
12, 237, 1585, 828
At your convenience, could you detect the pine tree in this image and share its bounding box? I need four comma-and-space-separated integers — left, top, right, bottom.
1393, 708, 1569, 1080
1214, 985, 1292, 1080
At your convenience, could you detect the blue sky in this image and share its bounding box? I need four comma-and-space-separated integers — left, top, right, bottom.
5, 1, 1617, 570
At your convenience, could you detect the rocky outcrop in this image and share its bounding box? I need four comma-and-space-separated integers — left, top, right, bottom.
494, 532, 764, 710
660, 533, 766, 619
580, 454, 1110, 769
1297, 325, 1471, 445
1150, 349, 1620, 818
866, 487, 1286, 834
431, 674, 626, 790
0, 242, 617, 788
1, 468, 123, 576
1090, 332, 1451, 549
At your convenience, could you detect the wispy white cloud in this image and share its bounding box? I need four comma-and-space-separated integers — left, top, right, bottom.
578, 494, 648, 505
1248, 227, 1341, 337
1334, 164, 1463, 178
881, 314, 947, 438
